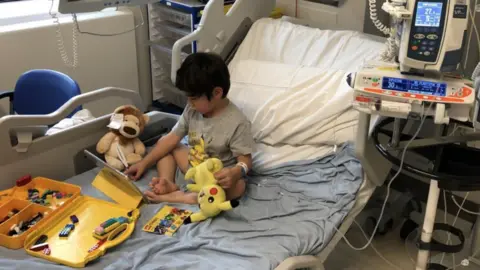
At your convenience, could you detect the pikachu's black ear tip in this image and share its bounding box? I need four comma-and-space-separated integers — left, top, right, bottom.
231, 199, 240, 208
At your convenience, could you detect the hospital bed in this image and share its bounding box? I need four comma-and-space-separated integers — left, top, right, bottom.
0, 1, 393, 269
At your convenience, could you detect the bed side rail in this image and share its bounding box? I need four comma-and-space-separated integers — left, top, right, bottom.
355, 112, 391, 187
0, 87, 144, 154
171, 0, 275, 83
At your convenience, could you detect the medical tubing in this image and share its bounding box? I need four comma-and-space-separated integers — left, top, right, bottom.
372, 121, 480, 183
352, 220, 403, 270
440, 190, 457, 268
464, 0, 480, 70
450, 192, 480, 215
369, 0, 391, 35
402, 192, 467, 269
470, 0, 480, 58
336, 104, 430, 252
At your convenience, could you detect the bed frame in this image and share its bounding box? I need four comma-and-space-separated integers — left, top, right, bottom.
0, 0, 392, 269
172, 0, 393, 268
171, 4, 392, 268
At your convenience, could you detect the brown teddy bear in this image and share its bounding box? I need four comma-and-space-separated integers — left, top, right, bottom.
96, 105, 149, 171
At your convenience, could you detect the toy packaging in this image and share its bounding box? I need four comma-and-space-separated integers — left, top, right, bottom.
143, 206, 192, 236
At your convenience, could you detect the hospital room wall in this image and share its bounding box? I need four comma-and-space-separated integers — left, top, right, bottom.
0, 7, 152, 118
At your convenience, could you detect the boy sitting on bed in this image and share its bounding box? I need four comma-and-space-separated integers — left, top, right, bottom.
125, 52, 254, 204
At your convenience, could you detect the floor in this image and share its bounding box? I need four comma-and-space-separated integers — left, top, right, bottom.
324, 208, 480, 270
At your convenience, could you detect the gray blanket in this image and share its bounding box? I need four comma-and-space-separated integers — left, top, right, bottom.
0, 143, 362, 270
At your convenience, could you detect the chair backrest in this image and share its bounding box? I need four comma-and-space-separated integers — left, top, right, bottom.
13, 69, 82, 117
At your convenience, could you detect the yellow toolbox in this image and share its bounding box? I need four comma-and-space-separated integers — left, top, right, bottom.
0, 174, 141, 268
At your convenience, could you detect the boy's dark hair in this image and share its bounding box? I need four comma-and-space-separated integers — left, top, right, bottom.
175, 52, 230, 100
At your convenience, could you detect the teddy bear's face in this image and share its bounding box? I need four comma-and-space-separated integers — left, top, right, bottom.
119, 114, 142, 139
111, 105, 149, 140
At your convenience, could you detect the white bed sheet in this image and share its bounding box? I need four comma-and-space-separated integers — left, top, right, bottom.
227, 18, 386, 171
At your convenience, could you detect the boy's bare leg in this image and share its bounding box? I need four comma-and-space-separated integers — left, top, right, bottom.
145, 144, 198, 204
145, 190, 198, 204
150, 154, 179, 195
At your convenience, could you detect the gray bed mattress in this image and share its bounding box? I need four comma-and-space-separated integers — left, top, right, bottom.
0, 143, 364, 270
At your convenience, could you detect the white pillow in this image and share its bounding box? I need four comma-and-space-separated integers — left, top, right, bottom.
228, 59, 359, 170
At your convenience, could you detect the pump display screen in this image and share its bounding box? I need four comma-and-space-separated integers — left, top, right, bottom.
415, 2, 443, 27
382, 77, 447, 96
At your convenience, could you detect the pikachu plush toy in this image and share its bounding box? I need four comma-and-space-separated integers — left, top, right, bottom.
183, 158, 239, 224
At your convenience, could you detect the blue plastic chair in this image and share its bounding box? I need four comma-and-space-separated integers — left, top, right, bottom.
0, 69, 82, 118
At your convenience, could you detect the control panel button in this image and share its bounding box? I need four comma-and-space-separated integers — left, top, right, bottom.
429, 41, 436, 46
462, 87, 472, 97
428, 47, 435, 51
412, 46, 419, 51
435, 97, 442, 101
424, 51, 431, 56
423, 96, 429, 99
427, 34, 439, 40
414, 33, 425, 39
396, 93, 404, 97
410, 94, 416, 98
421, 46, 427, 51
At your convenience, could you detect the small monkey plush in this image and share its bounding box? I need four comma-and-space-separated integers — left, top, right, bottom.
96, 105, 149, 172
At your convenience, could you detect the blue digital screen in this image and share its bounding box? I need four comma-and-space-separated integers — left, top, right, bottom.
415, 2, 443, 27
382, 77, 447, 96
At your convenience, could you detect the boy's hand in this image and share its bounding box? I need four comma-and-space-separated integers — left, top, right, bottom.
124, 161, 146, 181
214, 167, 242, 189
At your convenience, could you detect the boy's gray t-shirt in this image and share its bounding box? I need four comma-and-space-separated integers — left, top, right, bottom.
172, 101, 254, 167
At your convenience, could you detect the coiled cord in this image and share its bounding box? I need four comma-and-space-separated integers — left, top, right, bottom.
369, 0, 391, 36
369, 0, 397, 63
49, 0, 78, 68
380, 32, 398, 62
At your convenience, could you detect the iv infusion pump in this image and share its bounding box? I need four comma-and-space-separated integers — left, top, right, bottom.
349, 0, 473, 125
398, 0, 469, 73
347, 66, 475, 123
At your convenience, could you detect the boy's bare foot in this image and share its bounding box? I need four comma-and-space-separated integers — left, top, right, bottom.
149, 178, 178, 195
144, 190, 198, 205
